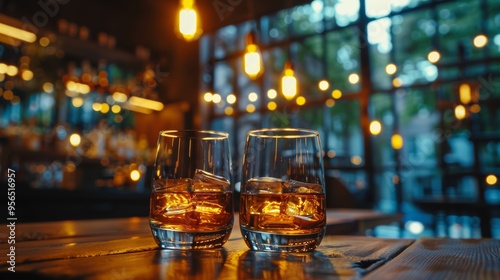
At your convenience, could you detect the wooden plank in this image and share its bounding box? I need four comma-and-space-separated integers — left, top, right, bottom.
10, 217, 150, 242
3, 236, 413, 280
364, 238, 500, 280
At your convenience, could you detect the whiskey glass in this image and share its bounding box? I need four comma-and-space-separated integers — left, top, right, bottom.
150, 130, 233, 249
239, 128, 326, 252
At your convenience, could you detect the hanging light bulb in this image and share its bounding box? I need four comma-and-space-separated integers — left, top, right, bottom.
177, 0, 202, 41
281, 60, 297, 100
243, 31, 263, 79
459, 83, 471, 104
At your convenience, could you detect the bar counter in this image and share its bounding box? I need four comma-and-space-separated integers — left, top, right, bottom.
1, 209, 499, 279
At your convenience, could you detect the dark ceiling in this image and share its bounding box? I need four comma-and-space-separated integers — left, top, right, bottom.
0, 0, 311, 58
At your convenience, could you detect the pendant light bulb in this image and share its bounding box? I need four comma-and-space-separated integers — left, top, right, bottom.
281, 60, 297, 100
177, 0, 202, 41
243, 31, 263, 79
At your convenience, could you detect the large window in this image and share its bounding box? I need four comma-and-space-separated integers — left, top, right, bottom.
200, 0, 500, 238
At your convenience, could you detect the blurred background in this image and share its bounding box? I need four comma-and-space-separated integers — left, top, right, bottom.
0, 0, 499, 239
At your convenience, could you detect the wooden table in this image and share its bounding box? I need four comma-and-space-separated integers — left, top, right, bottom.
1, 209, 499, 279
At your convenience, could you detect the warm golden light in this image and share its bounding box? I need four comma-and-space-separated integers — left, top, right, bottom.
246, 104, 256, 113
178, 0, 201, 41
112, 92, 128, 102
72, 97, 84, 108
296, 96, 306, 106
130, 170, 141, 182
224, 107, 233, 115
6, 65, 18, 76
66, 81, 76, 91
267, 89, 277, 99
473, 34, 488, 48
486, 174, 498, 185
21, 70, 33, 81
0, 23, 36, 43
122, 103, 153, 114
331, 89, 342, 99
454, 104, 467, 120
129, 96, 164, 111
203, 92, 213, 102
427, 50, 441, 63
267, 101, 277, 111
318, 80, 329, 91
0, 63, 7, 74
111, 104, 121, 113
226, 94, 236, 104
248, 92, 258, 102
69, 133, 81, 147
43, 82, 54, 93
392, 77, 403, 87
370, 120, 382, 135
348, 73, 359, 84
459, 83, 471, 104
351, 156, 362, 165
325, 99, 335, 107
470, 104, 481, 113
243, 30, 262, 79
100, 103, 110, 114
385, 63, 397, 75
281, 61, 297, 100
39, 37, 50, 47
212, 93, 222, 104
3, 90, 13, 100
391, 134, 403, 150
327, 150, 336, 158
92, 103, 102, 111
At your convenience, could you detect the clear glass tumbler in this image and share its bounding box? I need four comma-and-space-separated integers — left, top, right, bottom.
239, 128, 327, 252
149, 130, 233, 249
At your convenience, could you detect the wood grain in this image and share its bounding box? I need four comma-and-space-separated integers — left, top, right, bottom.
2, 235, 413, 280
8, 209, 400, 242
364, 238, 500, 280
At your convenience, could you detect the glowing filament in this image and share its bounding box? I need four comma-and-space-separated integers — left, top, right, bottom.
178, 0, 200, 41
459, 83, 471, 104
281, 61, 297, 100
244, 44, 262, 79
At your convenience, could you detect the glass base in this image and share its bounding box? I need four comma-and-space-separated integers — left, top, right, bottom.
240, 225, 325, 252
150, 224, 233, 250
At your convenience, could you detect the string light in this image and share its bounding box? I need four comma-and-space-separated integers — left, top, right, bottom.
369, 120, 382, 135
177, 0, 202, 41
281, 60, 297, 101
473, 34, 488, 48
459, 83, 471, 104
318, 80, 329, 91
427, 50, 441, 63
243, 31, 263, 79
391, 134, 403, 150
454, 104, 466, 120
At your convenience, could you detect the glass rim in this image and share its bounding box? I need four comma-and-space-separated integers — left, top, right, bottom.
247, 128, 319, 138
158, 129, 229, 140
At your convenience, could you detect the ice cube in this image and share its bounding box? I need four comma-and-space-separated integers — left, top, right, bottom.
246, 177, 284, 194
285, 195, 303, 217
153, 178, 192, 192
286, 180, 323, 193
261, 201, 281, 215
195, 201, 223, 214
165, 193, 195, 214
193, 192, 224, 215
285, 195, 320, 221
192, 169, 230, 192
